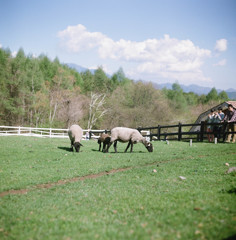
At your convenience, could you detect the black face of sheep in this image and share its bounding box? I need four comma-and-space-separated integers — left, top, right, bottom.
146, 142, 153, 152
73, 142, 83, 152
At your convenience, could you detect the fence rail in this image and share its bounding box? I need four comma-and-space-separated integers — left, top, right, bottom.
137, 121, 236, 142
0, 126, 106, 139
0, 122, 235, 142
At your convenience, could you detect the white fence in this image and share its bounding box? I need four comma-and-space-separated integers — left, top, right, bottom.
0, 126, 150, 140
0, 126, 104, 139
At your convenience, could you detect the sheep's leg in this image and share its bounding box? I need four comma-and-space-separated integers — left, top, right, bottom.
98, 142, 101, 151
71, 141, 74, 152
114, 140, 118, 153
125, 140, 131, 152
130, 142, 133, 153
106, 141, 113, 153
102, 143, 106, 152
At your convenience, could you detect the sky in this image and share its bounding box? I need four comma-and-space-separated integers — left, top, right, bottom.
0, 0, 236, 90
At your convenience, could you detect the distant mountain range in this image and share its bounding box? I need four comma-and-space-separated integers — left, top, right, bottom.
67, 63, 236, 100
154, 83, 236, 99
67, 63, 96, 74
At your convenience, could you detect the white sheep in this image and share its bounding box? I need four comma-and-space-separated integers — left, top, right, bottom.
97, 133, 111, 152
107, 127, 153, 153
68, 124, 83, 152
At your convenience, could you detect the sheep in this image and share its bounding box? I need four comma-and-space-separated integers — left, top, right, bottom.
68, 124, 83, 152
97, 133, 111, 152
107, 127, 153, 153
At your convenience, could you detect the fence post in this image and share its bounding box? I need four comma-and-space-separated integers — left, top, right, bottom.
178, 122, 182, 141
150, 129, 152, 141
158, 125, 161, 140
200, 121, 205, 142
18, 126, 21, 135
50, 128, 52, 138
222, 122, 227, 142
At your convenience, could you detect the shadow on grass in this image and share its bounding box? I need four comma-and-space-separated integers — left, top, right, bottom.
220, 187, 236, 195
58, 146, 72, 152
90, 148, 147, 153
227, 187, 236, 194
91, 149, 100, 152
223, 234, 236, 240
106, 151, 147, 154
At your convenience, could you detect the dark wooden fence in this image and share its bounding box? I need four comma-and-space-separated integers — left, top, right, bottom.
90, 121, 235, 142
137, 121, 236, 142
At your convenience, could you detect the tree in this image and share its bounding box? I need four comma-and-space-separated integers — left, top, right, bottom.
93, 66, 109, 92
87, 92, 108, 129
206, 88, 218, 103
39, 55, 57, 85
81, 70, 94, 93
0, 48, 11, 124
171, 83, 187, 110
184, 92, 198, 105
218, 91, 229, 101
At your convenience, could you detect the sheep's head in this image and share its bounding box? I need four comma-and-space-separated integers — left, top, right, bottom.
74, 142, 83, 152
145, 142, 153, 152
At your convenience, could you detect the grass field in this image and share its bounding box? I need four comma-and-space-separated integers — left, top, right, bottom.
0, 136, 235, 240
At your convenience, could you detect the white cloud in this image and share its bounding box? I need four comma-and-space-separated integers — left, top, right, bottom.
11, 51, 17, 57
58, 24, 106, 52
215, 39, 227, 52
0, 43, 2, 48
88, 64, 112, 74
213, 59, 227, 66
58, 24, 212, 84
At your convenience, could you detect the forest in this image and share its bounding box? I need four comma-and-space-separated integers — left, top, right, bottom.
0, 47, 230, 130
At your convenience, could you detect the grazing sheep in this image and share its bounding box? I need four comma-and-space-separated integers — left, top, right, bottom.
98, 133, 111, 152
107, 127, 153, 153
68, 124, 83, 152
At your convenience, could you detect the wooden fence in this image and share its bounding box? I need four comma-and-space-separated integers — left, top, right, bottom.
0, 122, 235, 142
137, 121, 236, 142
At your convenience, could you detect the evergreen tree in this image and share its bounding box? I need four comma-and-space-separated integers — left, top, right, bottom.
171, 83, 187, 110
218, 91, 229, 101
206, 87, 218, 102
93, 66, 109, 92
81, 70, 94, 93
0, 48, 11, 124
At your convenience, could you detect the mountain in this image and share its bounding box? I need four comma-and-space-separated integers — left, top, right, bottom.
154, 83, 236, 99
66, 63, 236, 99
226, 92, 236, 100
226, 88, 236, 92
66, 63, 96, 74
67, 63, 112, 77
155, 83, 213, 95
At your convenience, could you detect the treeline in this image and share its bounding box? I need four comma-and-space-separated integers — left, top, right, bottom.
0, 48, 229, 129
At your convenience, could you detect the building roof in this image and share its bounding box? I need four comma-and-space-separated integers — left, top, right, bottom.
190, 101, 236, 132
227, 101, 236, 109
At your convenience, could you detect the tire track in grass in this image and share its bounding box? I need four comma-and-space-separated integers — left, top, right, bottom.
1, 152, 235, 197
0, 167, 132, 197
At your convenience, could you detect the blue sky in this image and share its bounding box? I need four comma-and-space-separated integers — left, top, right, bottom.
0, 0, 235, 90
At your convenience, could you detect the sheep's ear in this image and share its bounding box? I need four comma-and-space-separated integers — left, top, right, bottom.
80, 143, 84, 147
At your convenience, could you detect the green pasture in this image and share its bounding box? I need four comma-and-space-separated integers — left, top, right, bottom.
0, 136, 235, 240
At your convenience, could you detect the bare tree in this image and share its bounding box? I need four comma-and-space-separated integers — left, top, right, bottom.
87, 92, 108, 129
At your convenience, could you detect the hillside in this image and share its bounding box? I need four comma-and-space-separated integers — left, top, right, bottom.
0, 47, 231, 129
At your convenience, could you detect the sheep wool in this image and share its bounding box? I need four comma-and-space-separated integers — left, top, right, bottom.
68, 124, 83, 152
108, 127, 153, 153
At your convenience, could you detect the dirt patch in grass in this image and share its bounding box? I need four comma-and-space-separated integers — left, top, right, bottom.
1, 152, 235, 198
0, 167, 132, 197
0, 155, 190, 197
